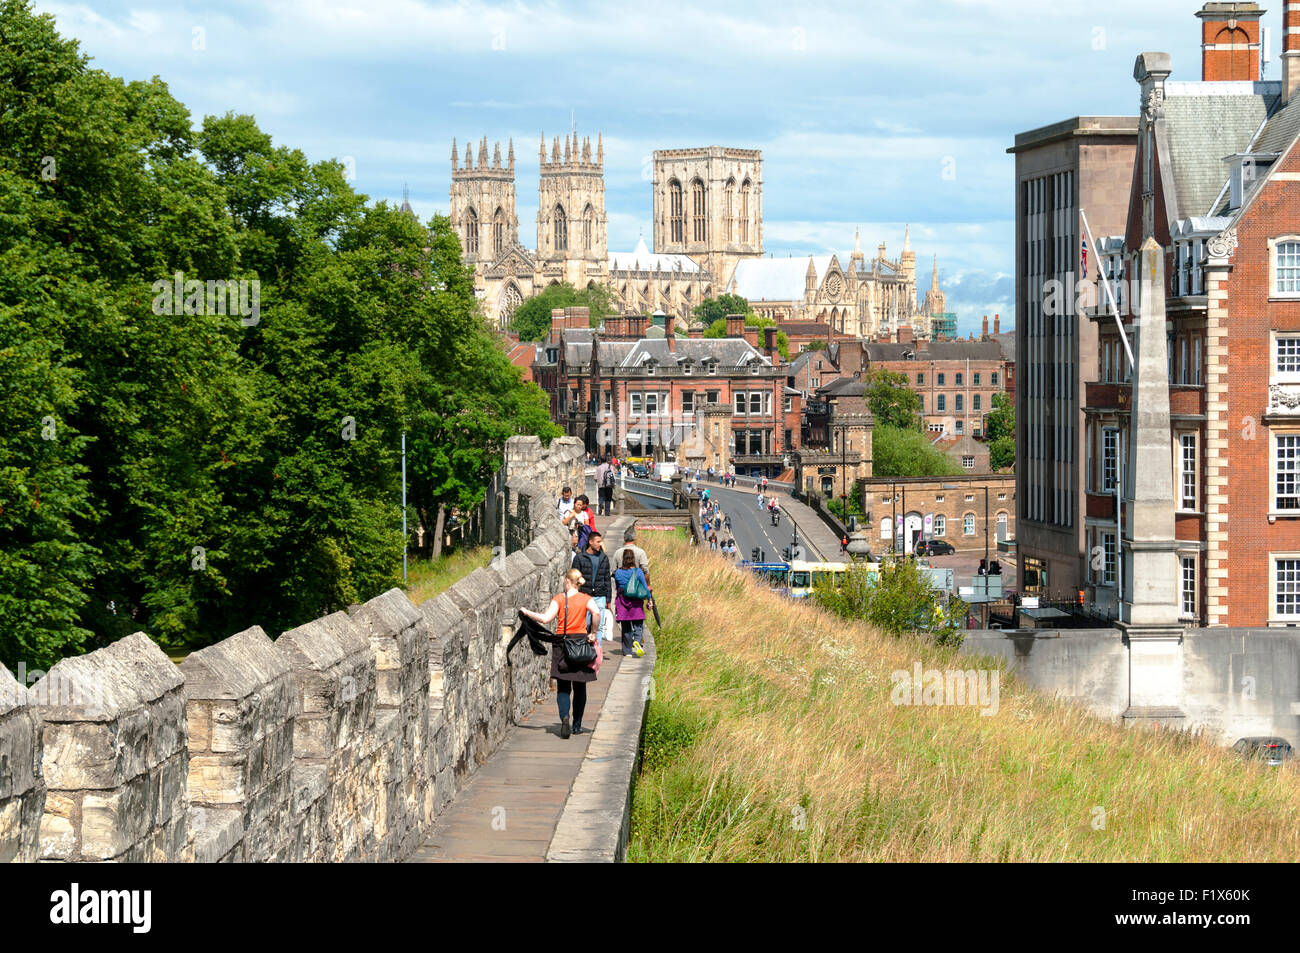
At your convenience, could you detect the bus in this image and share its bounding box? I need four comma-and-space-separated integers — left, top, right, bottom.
739, 561, 791, 594
786, 560, 858, 599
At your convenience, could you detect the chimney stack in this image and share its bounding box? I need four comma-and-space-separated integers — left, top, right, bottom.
567, 307, 590, 329
1196, 2, 1264, 82
688, 324, 703, 339
725, 314, 747, 339
981, 315, 989, 340
763, 326, 777, 360
550, 309, 566, 341
994, 313, 1001, 335
897, 325, 914, 345
666, 315, 676, 352
1285, 0, 1300, 103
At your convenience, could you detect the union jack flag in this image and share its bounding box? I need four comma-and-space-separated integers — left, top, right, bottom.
1081, 239, 1089, 275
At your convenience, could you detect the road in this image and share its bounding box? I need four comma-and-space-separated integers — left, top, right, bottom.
693, 482, 839, 564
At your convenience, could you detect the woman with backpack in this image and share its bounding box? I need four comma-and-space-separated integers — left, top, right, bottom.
613, 549, 648, 658
520, 568, 601, 738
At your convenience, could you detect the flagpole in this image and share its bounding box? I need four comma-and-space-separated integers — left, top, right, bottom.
1080, 209, 1135, 368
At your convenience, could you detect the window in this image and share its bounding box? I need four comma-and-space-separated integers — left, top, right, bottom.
934, 515, 946, 536
691, 179, 706, 243
1179, 433, 1197, 510
1278, 336, 1300, 377
644, 393, 659, 416
1181, 556, 1197, 619
927, 423, 943, 433
724, 179, 735, 241
1102, 428, 1118, 492
708, 362, 717, 376
553, 204, 567, 252
973, 394, 981, 412
630, 393, 642, 416
740, 180, 751, 243
991, 372, 999, 387
937, 395, 946, 412
1277, 558, 1300, 619
956, 420, 964, 434
583, 205, 594, 252
965, 494, 975, 503
1101, 531, 1116, 586
682, 391, 694, 414
602, 390, 611, 413
734, 392, 746, 415
996, 511, 1008, 541
955, 394, 964, 412
1277, 434, 1300, 510
881, 518, 893, 541
955, 372, 964, 386
997, 492, 1007, 502
963, 513, 976, 536
783, 395, 792, 412
938, 373, 946, 386
683, 362, 692, 376
465, 206, 479, 256
493, 207, 505, 256
750, 392, 762, 415
917, 373, 925, 385
962, 455, 975, 469
1277, 241, 1300, 294
935, 495, 946, 503
973, 373, 981, 386
669, 180, 684, 244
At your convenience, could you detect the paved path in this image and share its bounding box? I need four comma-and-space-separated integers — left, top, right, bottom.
409, 515, 632, 863
700, 482, 842, 562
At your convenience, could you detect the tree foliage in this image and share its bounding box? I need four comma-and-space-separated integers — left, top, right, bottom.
510, 281, 614, 341
0, 0, 557, 667
813, 558, 965, 647
871, 426, 963, 478
862, 369, 922, 431
691, 293, 750, 327
985, 392, 1015, 471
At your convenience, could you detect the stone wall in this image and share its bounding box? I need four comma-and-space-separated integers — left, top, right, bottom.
0, 435, 585, 863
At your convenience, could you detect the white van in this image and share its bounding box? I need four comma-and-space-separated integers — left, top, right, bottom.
652, 461, 679, 483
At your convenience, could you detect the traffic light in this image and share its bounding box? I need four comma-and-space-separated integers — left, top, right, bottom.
782, 547, 792, 561
751, 547, 760, 562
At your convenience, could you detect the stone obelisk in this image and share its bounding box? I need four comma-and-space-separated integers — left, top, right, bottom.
1120, 237, 1184, 723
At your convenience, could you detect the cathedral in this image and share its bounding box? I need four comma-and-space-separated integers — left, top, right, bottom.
447, 131, 947, 339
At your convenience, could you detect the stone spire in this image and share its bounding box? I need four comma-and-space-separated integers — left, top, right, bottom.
931, 253, 940, 291
478, 137, 488, 167
552, 137, 561, 162
493, 141, 502, 168
1122, 236, 1182, 631
465, 137, 473, 170
564, 134, 571, 163
451, 138, 458, 169
508, 138, 515, 171
597, 132, 604, 165
540, 132, 546, 163
805, 255, 817, 294
903, 224, 911, 252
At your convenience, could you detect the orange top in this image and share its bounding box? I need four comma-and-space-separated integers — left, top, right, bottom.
552, 592, 593, 636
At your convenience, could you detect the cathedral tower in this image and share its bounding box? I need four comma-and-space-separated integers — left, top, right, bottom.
449, 137, 518, 265
537, 128, 607, 286
652, 146, 762, 290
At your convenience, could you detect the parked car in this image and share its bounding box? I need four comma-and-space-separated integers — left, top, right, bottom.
916, 540, 955, 556
629, 463, 650, 479
1232, 737, 1294, 767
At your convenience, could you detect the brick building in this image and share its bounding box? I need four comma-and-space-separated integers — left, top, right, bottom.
534, 309, 800, 477
1078, 1, 1300, 627
859, 474, 1016, 556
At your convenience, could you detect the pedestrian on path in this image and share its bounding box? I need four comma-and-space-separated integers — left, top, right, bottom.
520, 568, 600, 738
613, 524, 651, 579
565, 494, 594, 550
756, 489, 765, 510
595, 456, 614, 516
614, 550, 647, 658
571, 530, 614, 643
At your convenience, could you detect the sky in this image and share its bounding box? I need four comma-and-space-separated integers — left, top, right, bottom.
30, 0, 1254, 334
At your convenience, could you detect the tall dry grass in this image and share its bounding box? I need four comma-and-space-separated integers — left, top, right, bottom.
629, 532, 1300, 862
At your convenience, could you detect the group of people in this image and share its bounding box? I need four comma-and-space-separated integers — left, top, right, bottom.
698, 496, 738, 559
517, 491, 654, 740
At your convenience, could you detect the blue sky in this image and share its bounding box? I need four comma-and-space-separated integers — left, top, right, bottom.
34, 0, 1245, 333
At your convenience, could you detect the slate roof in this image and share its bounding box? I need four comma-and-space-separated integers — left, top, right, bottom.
618, 338, 770, 368
1161, 81, 1278, 218
860, 340, 1007, 362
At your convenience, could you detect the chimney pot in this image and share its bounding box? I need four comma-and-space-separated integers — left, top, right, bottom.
725, 314, 747, 338
982, 315, 989, 340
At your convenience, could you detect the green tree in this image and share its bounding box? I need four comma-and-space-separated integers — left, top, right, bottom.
862, 369, 922, 430
814, 558, 965, 647
985, 392, 1015, 471
510, 281, 614, 341
872, 426, 963, 478
691, 293, 749, 327
701, 313, 790, 360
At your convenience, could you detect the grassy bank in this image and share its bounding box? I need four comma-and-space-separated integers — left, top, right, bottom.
404, 547, 493, 606
629, 532, 1300, 862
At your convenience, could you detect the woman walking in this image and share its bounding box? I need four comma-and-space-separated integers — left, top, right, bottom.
520, 568, 601, 738
613, 550, 648, 659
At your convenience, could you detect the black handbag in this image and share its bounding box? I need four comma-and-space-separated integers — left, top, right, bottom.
559, 592, 597, 671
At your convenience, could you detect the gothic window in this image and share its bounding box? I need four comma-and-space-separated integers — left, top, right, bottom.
465, 206, 479, 256
691, 178, 706, 243
740, 179, 751, 243
669, 179, 684, 244
493, 207, 505, 256
725, 178, 735, 242
502, 282, 523, 321
583, 204, 594, 252
553, 204, 567, 253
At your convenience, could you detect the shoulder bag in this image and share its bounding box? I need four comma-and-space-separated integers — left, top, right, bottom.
560, 591, 597, 670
